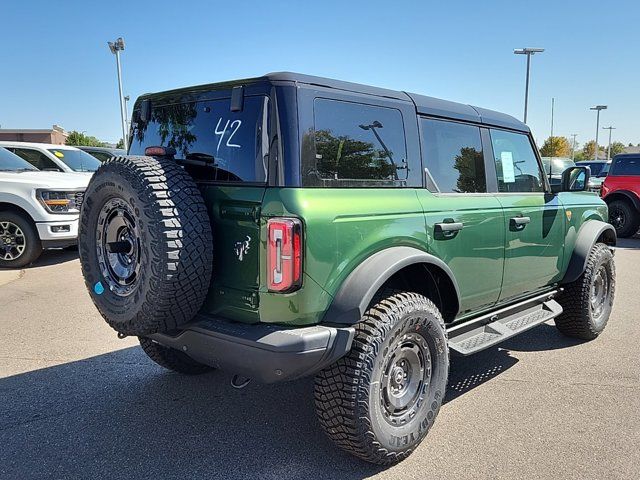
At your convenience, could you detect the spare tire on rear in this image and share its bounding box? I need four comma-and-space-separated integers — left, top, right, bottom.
79, 155, 213, 336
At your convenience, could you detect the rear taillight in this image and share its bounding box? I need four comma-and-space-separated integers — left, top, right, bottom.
267, 218, 303, 292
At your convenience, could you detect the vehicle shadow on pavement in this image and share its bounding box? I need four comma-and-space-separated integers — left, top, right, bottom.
0, 323, 581, 480
615, 235, 640, 249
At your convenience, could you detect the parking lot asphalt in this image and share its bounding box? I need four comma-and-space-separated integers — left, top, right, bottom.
1, 239, 639, 480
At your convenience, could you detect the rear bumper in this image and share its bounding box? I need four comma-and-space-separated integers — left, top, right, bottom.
149, 315, 355, 383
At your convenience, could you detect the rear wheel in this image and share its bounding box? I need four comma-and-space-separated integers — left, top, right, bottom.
314, 291, 449, 465
0, 212, 42, 269
556, 243, 615, 340
139, 337, 214, 375
608, 199, 640, 238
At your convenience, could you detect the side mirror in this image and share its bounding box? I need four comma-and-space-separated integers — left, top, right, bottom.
560, 166, 590, 192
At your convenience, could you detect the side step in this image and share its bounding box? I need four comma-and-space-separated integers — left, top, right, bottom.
448, 291, 563, 355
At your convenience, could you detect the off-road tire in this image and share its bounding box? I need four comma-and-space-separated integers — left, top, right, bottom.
79, 155, 213, 336
0, 211, 42, 269
608, 199, 640, 238
556, 243, 615, 340
314, 291, 449, 465
139, 337, 214, 375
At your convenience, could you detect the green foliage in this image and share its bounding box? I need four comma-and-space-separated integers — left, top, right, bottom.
454, 147, 485, 193
66, 131, 107, 147
608, 141, 626, 158
581, 140, 606, 160
539, 136, 571, 157
116, 138, 125, 149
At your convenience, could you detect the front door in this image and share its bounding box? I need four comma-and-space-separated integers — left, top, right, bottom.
487, 128, 566, 302
418, 118, 505, 316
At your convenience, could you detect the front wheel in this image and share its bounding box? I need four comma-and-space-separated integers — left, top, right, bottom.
0, 212, 42, 269
314, 291, 449, 465
556, 243, 615, 340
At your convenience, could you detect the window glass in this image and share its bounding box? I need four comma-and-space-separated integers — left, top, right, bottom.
0, 147, 37, 171
130, 96, 269, 182
421, 119, 486, 193
10, 148, 62, 171
490, 129, 544, 193
611, 156, 640, 176
48, 149, 101, 172
304, 98, 413, 187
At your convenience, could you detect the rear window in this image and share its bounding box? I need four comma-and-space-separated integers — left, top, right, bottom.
304, 98, 417, 187
130, 96, 269, 183
611, 156, 640, 176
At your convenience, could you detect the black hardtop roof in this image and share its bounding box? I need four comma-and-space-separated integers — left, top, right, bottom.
613, 153, 640, 159
140, 71, 529, 132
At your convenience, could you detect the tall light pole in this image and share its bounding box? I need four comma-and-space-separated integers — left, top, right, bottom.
124, 95, 131, 137
108, 37, 128, 150
603, 126, 616, 161
590, 105, 607, 161
514, 47, 545, 124
570, 133, 578, 161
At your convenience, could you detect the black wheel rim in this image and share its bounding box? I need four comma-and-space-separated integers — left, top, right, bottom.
590, 264, 610, 325
379, 332, 431, 426
96, 198, 141, 297
0, 221, 26, 261
609, 207, 626, 230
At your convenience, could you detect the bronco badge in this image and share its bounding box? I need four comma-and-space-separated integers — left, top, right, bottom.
234, 235, 251, 261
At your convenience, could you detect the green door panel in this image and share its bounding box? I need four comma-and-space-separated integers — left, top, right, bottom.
418, 193, 505, 315
495, 193, 565, 301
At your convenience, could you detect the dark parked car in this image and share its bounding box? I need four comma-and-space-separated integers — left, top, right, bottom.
78, 146, 126, 162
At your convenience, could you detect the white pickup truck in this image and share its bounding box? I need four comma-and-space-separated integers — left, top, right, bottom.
0, 147, 90, 268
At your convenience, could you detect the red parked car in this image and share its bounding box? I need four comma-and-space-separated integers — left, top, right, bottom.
601, 153, 640, 237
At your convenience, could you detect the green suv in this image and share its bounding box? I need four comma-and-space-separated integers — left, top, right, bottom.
78, 73, 616, 465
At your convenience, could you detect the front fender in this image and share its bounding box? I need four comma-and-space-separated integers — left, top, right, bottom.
561, 220, 616, 284
322, 246, 461, 325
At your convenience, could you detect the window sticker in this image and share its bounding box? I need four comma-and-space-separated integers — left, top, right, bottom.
53, 150, 64, 158
501, 151, 516, 183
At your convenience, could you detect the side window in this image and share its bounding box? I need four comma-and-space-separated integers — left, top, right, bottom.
11, 148, 61, 171
490, 129, 544, 193
420, 118, 486, 193
611, 156, 640, 176
304, 98, 415, 187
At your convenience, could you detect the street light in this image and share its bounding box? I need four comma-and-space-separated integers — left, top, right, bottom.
590, 105, 607, 161
602, 126, 616, 161
124, 95, 131, 137
108, 37, 128, 150
514, 47, 545, 124
570, 133, 578, 161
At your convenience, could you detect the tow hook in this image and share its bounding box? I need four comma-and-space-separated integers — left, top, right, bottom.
117, 332, 127, 339
231, 374, 251, 389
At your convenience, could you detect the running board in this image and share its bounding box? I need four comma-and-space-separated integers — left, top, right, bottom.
447, 291, 563, 356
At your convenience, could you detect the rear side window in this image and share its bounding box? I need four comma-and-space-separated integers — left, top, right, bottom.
490, 129, 545, 193
10, 148, 62, 171
421, 118, 486, 193
611, 156, 640, 176
304, 98, 413, 187
130, 96, 269, 183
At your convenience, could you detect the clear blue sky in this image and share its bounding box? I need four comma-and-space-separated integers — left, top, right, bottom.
1, 0, 638, 149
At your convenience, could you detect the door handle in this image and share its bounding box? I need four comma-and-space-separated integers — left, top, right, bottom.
434, 221, 464, 239
509, 216, 531, 231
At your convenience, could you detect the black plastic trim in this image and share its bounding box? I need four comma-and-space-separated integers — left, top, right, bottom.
323, 246, 462, 325
148, 315, 355, 384
561, 220, 616, 284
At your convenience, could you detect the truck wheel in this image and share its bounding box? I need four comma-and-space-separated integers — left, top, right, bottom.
314, 291, 449, 465
608, 199, 640, 238
0, 212, 42, 269
79, 156, 213, 336
556, 243, 615, 340
139, 337, 213, 375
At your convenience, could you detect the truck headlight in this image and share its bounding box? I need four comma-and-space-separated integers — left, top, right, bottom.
36, 190, 84, 214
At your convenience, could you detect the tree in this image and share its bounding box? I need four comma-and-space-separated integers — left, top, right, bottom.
66, 131, 107, 147
539, 136, 571, 157
581, 140, 606, 160
608, 141, 626, 159
116, 138, 125, 149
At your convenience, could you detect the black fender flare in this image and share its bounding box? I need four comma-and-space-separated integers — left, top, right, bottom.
323, 246, 461, 325
603, 190, 640, 211
561, 220, 616, 284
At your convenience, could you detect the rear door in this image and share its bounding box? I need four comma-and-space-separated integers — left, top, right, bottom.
487, 128, 565, 302
417, 118, 505, 315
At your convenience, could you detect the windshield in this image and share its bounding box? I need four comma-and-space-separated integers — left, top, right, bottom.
0, 147, 38, 171
129, 95, 269, 183
48, 149, 102, 172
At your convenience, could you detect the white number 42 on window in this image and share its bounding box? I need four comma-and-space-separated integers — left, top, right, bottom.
214, 118, 242, 152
